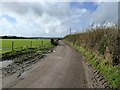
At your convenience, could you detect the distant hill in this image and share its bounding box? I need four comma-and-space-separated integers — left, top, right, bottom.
0, 36, 63, 39
0, 36, 27, 39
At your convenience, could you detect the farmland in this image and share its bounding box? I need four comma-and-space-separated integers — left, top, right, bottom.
1, 39, 55, 79
1, 39, 52, 54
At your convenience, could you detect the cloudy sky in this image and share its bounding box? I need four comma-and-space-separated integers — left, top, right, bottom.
0, 0, 118, 37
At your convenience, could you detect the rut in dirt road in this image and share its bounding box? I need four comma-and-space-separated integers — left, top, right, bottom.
3, 41, 105, 88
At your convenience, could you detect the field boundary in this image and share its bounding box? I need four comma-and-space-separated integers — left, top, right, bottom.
1, 39, 51, 54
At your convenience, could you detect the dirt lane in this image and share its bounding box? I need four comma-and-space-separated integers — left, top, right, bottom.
3, 41, 105, 88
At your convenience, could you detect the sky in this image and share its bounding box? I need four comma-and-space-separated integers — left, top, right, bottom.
0, 0, 119, 37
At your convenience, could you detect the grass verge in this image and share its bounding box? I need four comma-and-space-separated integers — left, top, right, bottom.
66, 41, 120, 89
1, 43, 54, 61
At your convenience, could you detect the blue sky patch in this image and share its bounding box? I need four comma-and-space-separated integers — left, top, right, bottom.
2, 14, 17, 24
70, 2, 97, 12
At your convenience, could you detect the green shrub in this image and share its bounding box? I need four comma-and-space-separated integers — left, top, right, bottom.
98, 36, 108, 55
72, 45, 120, 89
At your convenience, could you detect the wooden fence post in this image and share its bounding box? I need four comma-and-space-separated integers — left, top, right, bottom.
30, 41, 32, 48
12, 41, 14, 51
42, 40, 43, 46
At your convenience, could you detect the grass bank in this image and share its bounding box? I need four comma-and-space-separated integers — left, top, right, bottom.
65, 41, 120, 89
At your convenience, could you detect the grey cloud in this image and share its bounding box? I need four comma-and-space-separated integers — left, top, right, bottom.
89, 2, 118, 24
2, 2, 29, 14
42, 2, 71, 19
2, 2, 43, 17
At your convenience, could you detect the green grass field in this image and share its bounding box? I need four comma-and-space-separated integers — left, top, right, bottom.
1, 39, 52, 54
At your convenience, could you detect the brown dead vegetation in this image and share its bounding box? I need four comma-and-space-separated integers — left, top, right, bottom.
65, 24, 120, 65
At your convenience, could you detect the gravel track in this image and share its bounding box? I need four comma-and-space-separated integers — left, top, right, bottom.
2, 41, 108, 88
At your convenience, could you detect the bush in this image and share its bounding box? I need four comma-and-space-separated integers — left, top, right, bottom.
64, 26, 119, 65
98, 36, 108, 55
